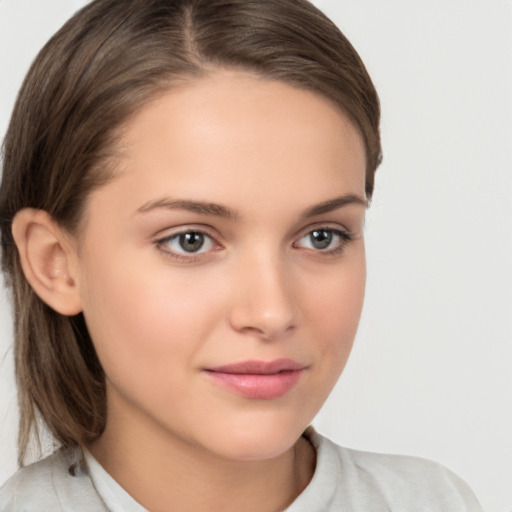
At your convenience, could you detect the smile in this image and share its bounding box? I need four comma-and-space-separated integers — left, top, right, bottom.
203, 359, 306, 399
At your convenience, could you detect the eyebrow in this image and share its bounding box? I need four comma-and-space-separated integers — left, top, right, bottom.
136, 194, 367, 219
136, 198, 240, 219
301, 194, 368, 218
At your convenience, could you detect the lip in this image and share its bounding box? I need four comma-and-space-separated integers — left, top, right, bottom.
203, 359, 306, 399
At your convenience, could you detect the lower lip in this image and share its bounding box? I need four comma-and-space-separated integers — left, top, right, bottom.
204, 369, 304, 399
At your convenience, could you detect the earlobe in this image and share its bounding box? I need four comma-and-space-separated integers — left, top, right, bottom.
11, 208, 83, 316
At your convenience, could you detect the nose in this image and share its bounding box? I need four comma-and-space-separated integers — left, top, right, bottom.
228, 252, 298, 341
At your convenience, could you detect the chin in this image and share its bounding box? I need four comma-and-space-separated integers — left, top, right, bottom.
198, 414, 309, 462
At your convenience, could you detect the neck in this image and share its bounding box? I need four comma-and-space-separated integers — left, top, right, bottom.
87, 396, 315, 512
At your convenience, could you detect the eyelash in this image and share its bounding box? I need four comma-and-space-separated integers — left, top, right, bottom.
155, 226, 354, 263
155, 228, 220, 263
293, 228, 354, 257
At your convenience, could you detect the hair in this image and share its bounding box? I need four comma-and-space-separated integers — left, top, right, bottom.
0, 0, 381, 465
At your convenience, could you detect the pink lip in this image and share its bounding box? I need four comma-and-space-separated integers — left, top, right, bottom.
203, 359, 306, 399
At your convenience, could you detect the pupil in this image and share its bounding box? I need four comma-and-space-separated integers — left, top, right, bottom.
311, 229, 332, 249
179, 232, 204, 252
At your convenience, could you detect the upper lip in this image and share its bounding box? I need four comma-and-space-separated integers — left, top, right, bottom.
205, 359, 305, 375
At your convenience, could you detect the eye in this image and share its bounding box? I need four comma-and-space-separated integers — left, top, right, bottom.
158, 230, 217, 256
294, 228, 352, 253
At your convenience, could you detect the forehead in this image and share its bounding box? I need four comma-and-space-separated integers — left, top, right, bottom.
93, 70, 366, 219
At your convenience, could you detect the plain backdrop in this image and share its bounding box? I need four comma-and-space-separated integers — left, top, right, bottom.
1, 1, 511, 511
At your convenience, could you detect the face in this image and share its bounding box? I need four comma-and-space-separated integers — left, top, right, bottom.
73, 70, 367, 461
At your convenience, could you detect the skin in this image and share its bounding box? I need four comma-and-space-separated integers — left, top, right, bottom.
33, 71, 367, 511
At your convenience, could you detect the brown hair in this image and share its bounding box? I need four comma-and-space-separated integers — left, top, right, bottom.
0, 0, 381, 465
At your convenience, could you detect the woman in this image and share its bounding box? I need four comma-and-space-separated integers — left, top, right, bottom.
0, 0, 482, 510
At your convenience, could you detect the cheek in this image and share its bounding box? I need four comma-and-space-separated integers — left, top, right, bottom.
306, 254, 366, 371
78, 247, 224, 385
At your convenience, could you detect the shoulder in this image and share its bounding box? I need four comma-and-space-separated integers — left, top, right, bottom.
344, 445, 480, 506
0, 448, 106, 512
306, 429, 483, 511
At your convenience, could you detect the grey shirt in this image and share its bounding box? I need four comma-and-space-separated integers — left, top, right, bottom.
0, 429, 482, 511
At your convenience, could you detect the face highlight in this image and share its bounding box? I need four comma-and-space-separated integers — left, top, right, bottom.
74, 71, 367, 462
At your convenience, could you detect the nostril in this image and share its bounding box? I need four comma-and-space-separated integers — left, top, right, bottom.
235, 318, 296, 342
228, 262, 297, 339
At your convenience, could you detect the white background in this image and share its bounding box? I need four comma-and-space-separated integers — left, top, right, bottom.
1, 1, 511, 511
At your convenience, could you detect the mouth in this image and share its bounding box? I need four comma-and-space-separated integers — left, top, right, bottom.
203, 359, 306, 399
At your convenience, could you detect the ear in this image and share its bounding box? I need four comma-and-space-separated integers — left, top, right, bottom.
11, 208, 83, 316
